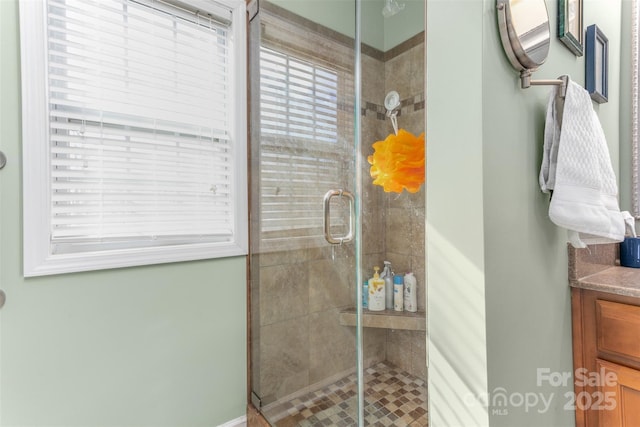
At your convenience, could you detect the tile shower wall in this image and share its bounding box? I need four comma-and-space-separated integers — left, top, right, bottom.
251, 2, 426, 407
362, 36, 426, 381
382, 40, 426, 381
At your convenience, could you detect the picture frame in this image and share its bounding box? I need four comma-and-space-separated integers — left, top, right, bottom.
585, 24, 609, 104
558, 0, 584, 56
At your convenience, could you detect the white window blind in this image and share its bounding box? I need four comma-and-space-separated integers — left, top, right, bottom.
259, 46, 350, 248
20, 0, 247, 275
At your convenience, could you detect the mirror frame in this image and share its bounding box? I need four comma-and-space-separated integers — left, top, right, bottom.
496, 0, 551, 72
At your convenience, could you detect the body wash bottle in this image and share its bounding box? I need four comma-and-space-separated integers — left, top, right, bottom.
368, 266, 385, 311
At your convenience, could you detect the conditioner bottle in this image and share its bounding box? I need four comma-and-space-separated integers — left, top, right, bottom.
403, 272, 417, 312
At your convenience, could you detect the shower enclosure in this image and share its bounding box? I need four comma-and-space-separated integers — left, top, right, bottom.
248, 1, 426, 425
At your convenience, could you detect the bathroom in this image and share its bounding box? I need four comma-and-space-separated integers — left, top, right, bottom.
0, 1, 634, 427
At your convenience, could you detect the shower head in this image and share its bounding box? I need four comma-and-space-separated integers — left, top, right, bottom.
382, 0, 405, 18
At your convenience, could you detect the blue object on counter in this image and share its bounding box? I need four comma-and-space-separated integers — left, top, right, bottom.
620, 237, 640, 268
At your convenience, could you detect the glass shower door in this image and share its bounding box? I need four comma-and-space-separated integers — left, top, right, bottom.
248, 1, 427, 425
248, 0, 364, 424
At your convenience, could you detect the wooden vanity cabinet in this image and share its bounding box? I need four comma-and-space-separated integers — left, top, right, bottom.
572, 288, 640, 426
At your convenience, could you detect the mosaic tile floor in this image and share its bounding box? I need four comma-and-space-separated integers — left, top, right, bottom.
265, 362, 427, 427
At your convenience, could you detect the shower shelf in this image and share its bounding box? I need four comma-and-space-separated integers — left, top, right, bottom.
339, 308, 426, 331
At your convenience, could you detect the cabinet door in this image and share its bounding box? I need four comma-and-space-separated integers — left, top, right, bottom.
598, 359, 640, 426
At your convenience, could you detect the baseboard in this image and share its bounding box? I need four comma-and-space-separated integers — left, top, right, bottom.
217, 415, 247, 427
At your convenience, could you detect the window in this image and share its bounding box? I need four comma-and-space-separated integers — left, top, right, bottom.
19, 0, 247, 276
258, 44, 352, 250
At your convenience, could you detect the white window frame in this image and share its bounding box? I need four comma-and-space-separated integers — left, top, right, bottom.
19, 0, 247, 277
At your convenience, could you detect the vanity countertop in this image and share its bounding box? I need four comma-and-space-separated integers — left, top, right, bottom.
569, 243, 640, 298
570, 266, 640, 298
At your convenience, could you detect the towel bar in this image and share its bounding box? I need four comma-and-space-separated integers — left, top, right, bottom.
520, 71, 568, 98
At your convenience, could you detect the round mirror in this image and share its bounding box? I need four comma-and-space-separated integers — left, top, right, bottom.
497, 0, 551, 71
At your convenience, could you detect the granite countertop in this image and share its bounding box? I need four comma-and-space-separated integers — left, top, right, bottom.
569, 243, 640, 298
571, 266, 640, 298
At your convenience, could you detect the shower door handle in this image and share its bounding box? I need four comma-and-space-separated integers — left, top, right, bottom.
323, 189, 355, 245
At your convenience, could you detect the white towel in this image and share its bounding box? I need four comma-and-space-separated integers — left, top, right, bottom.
539, 78, 630, 248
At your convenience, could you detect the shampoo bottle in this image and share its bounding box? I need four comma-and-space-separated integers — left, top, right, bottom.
368, 266, 385, 311
403, 272, 417, 312
381, 261, 394, 310
393, 274, 404, 311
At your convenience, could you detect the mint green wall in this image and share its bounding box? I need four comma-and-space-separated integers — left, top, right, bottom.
620, 0, 633, 215
382, 0, 424, 51
426, 0, 489, 425
0, 1, 246, 425
268, 0, 424, 52
268, 0, 358, 40
428, 0, 623, 426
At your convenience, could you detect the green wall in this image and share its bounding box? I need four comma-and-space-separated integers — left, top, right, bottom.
0, 1, 247, 425
428, 0, 623, 426
268, 0, 424, 52
267, 0, 358, 41
620, 0, 633, 216
426, 0, 489, 425
381, 0, 425, 51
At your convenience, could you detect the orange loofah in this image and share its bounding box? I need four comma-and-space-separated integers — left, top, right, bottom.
367, 129, 425, 193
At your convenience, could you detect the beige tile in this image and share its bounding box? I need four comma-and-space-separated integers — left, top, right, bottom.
260, 263, 309, 326
413, 331, 427, 354
309, 258, 353, 313
385, 54, 412, 99
386, 207, 413, 256
258, 247, 324, 267
258, 317, 310, 404
386, 329, 413, 372
308, 309, 357, 383
402, 110, 426, 138
363, 327, 387, 366
411, 331, 428, 381
385, 43, 425, 99
362, 55, 385, 107
412, 353, 428, 381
